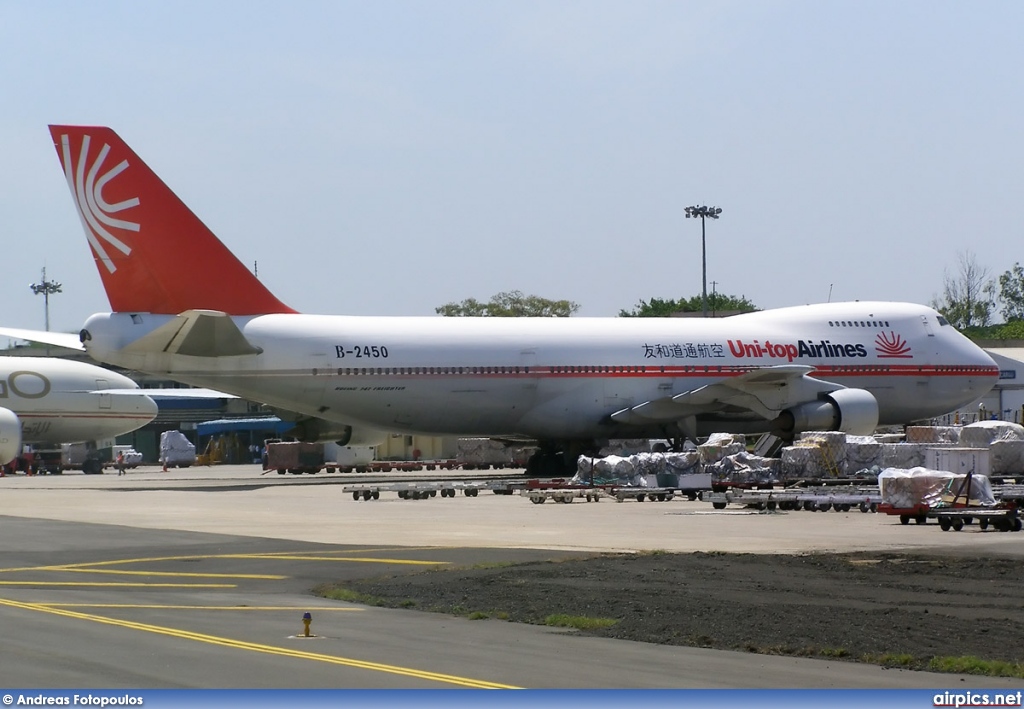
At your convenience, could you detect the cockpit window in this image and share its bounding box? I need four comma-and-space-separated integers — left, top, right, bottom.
937, 316, 950, 326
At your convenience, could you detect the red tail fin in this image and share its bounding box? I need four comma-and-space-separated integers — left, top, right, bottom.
48, 125, 296, 315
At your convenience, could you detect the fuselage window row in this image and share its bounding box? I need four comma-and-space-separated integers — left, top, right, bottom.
327, 364, 958, 377
827, 320, 892, 328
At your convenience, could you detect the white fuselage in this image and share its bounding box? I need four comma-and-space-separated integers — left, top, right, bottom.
0, 357, 158, 446
80, 302, 998, 442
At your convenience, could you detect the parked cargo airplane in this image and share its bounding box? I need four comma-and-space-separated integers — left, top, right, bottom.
18, 125, 1000, 474
0, 355, 157, 468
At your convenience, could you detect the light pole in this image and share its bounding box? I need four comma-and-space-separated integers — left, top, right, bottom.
30, 267, 63, 332
684, 205, 722, 317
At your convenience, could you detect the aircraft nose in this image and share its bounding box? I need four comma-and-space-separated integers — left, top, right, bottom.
966, 340, 999, 395
137, 393, 159, 422
110, 372, 159, 422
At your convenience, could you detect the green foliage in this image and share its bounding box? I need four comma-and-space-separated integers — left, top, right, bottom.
315, 586, 386, 606
933, 251, 995, 329
998, 263, 1024, 323
863, 652, 916, 667
436, 290, 580, 317
960, 320, 1024, 341
543, 614, 618, 630
929, 655, 1024, 678
820, 647, 850, 658
995, 320, 1024, 339
618, 297, 684, 317
619, 293, 758, 317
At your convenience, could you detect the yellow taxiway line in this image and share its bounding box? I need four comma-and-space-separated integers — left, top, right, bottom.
0, 597, 519, 689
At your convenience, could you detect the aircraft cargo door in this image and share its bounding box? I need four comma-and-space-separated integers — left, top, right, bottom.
95, 378, 111, 409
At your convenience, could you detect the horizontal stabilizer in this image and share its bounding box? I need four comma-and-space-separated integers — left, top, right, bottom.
121, 310, 262, 358
611, 365, 842, 424
0, 327, 85, 352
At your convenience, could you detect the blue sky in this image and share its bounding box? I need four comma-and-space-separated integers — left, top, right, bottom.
2, 1, 1022, 333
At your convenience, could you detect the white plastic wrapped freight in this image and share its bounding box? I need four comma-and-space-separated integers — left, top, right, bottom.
990, 440, 1024, 475
905, 426, 961, 444
698, 442, 745, 464
663, 451, 701, 475
159, 430, 196, 466
797, 431, 848, 468
780, 445, 830, 478
881, 443, 928, 469
959, 421, 1024, 448
878, 467, 995, 509
708, 451, 780, 485
843, 438, 883, 475
596, 455, 635, 478
704, 432, 746, 446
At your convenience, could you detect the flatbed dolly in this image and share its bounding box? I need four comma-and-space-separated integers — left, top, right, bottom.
931, 506, 1021, 532
344, 480, 498, 501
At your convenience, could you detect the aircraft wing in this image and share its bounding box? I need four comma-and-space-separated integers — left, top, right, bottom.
95, 388, 238, 399
121, 310, 262, 357
610, 365, 843, 424
0, 327, 85, 352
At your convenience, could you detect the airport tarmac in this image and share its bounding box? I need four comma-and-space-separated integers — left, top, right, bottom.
1, 464, 1021, 688
2, 464, 1022, 557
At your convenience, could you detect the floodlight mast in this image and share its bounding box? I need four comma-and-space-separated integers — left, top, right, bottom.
684, 205, 722, 317
29, 266, 62, 332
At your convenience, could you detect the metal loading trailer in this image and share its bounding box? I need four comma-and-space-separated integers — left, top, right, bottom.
879, 470, 1023, 530
702, 486, 882, 512
344, 480, 508, 501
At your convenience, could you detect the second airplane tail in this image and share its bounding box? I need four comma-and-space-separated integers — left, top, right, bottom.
48, 125, 296, 316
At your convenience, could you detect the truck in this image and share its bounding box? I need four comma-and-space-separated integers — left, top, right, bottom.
60, 441, 116, 474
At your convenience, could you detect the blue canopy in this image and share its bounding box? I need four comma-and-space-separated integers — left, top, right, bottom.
196, 417, 292, 437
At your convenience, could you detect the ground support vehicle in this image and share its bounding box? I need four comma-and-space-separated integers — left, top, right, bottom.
703, 486, 881, 512
877, 503, 932, 525
30, 448, 65, 474
3, 448, 70, 475
931, 505, 1021, 532
880, 472, 1022, 529
272, 459, 462, 474
520, 487, 596, 504
521, 486, 682, 504
994, 484, 1024, 505
343, 480, 507, 501
518, 477, 684, 504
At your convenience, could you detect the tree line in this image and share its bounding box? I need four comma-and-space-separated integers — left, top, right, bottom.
437, 256, 1024, 343
933, 251, 1024, 339
435, 291, 757, 318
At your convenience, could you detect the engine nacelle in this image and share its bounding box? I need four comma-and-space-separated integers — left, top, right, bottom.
779, 388, 879, 437
334, 425, 388, 447
0, 407, 23, 465
287, 417, 387, 447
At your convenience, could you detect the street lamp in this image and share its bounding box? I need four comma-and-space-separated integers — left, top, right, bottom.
30, 267, 63, 332
684, 205, 722, 317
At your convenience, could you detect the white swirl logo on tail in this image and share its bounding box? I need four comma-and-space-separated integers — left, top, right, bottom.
59, 133, 139, 273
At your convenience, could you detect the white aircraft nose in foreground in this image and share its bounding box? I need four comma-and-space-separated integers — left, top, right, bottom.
0, 355, 158, 465
27, 125, 1000, 475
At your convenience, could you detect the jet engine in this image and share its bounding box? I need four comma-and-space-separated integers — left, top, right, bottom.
777, 388, 880, 437
286, 417, 387, 447
0, 408, 23, 465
